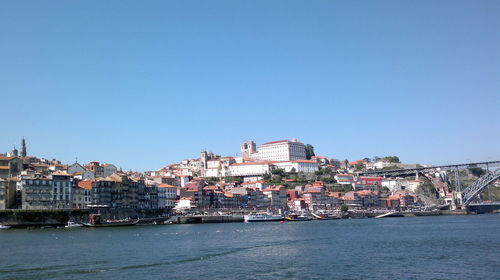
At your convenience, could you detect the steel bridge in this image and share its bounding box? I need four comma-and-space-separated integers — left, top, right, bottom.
358, 160, 500, 177
462, 169, 500, 206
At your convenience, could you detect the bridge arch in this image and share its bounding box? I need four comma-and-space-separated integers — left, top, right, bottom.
462, 169, 500, 206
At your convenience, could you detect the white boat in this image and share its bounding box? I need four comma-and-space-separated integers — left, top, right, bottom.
65, 221, 82, 228
244, 213, 284, 222
311, 212, 341, 220
0, 224, 11, 229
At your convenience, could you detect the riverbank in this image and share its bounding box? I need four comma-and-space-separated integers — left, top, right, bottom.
0, 208, 488, 227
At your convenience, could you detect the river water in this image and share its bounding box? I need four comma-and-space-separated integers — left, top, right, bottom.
0, 214, 499, 279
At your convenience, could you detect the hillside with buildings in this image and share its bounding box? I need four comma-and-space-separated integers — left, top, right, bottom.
1, 137, 497, 214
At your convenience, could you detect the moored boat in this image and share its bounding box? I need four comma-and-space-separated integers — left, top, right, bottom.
244, 213, 284, 222
284, 214, 312, 221
65, 221, 83, 228
311, 213, 341, 220
81, 214, 138, 227
0, 224, 11, 229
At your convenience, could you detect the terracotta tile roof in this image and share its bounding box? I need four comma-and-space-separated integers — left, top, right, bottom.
158, 184, 177, 188
261, 139, 304, 145
292, 159, 317, 163
0, 156, 15, 161
78, 180, 94, 190
231, 161, 274, 166
52, 171, 72, 176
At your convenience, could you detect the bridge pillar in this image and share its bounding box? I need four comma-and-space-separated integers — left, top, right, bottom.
415, 172, 419, 180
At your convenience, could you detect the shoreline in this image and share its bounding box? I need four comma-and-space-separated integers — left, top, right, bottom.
2, 208, 497, 228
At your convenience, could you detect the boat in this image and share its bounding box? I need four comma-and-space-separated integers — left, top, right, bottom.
65, 221, 83, 228
284, 214, 312, 221
244, 213, 284, 222
311, 213, 341, 220
0, 224, 11, 229
81, 214, 138, 227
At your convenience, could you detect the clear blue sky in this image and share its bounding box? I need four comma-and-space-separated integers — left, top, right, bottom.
1, 0, 499, 171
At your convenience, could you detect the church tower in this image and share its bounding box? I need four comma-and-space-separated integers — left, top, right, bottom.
20, 138, 27, 157
240, 141, 256, 158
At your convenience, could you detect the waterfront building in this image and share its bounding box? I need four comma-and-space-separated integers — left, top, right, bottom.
72, 184, 85, 209
175, 197, 196, 211
292, 198, 307, 212
303, 190, 326, 211
257, 139, 307, 161
356, 190, 381, 208
0, 178, 17, 209
144, 184, 158, 209
340, 192, 363, 208
247, 188, 267, 209
0, 156, 23, 179
51, 171, 74, 209
92, 178, 114, 207
157, 184, 177, 209
122, 176, 141, 209
21, 175, 55, 209
262, 185, 287, 210
77, 180, 94, 208
388, 192, 415, 210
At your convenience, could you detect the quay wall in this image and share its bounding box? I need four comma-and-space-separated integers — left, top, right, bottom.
172, 215, 245, 224
0, 209, 90, 227
0, 209, 170, 227
467, 204, 500, 214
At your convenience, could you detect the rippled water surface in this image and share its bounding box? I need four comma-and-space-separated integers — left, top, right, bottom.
1, 214, 499, 279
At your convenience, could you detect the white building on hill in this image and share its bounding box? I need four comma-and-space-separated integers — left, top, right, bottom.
255, 138, 307, 161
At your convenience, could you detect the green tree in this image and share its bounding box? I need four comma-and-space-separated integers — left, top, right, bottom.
383, 156, 400, 163
305, 144, 315, 160
271, 168, 285, 176
341, 204, 349, 212
355, 162, 364, 171
468, 167, 486, 177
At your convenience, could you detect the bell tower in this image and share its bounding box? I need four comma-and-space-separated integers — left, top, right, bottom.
20, 137, 27, 157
